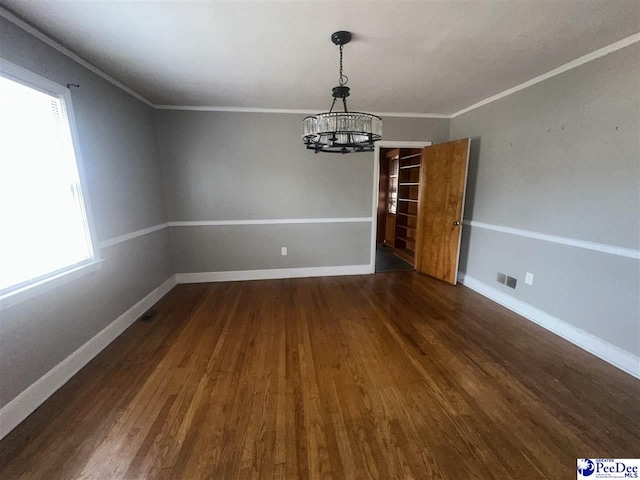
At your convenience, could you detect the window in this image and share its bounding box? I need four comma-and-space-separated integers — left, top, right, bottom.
388, 156, 399, 214
0, 61, 99, 306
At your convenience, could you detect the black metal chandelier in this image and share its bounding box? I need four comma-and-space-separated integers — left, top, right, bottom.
303, 31, 383, 154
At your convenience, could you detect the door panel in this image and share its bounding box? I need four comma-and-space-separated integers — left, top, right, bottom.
415, 139, 470, 284
377, 154, 389, 243
385, 213, 396, 247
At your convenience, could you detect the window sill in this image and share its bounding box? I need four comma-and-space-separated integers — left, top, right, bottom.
0, 260, 105, 312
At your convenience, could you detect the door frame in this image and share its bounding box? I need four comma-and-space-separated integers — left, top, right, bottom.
369, 140, 432, 272
453, 139, 471, 284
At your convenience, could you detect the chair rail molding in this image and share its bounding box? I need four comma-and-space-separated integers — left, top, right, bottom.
464, 220, 640, 259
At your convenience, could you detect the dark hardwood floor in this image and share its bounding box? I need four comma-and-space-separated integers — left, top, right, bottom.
0, 272, 638, 479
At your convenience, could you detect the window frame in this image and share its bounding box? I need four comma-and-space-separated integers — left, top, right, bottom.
0, 58, 102, 311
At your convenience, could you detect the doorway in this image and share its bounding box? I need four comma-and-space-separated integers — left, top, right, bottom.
370, 139, 470, 284
372, 142, 430, 273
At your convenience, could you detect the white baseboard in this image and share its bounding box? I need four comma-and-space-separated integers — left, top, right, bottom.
457, 272, 640, 379
0, 275, 178, 441
176, 264, 372, 284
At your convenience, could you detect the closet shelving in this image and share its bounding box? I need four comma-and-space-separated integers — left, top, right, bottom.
393, 148, 423, 265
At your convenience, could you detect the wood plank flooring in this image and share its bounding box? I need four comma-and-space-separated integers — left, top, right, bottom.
0, 272, 638, 479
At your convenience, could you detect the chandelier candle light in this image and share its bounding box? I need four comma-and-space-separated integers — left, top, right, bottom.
302, 31, 383, 154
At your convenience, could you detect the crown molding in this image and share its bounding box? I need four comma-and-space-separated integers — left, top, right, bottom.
3, 6, 638, 119
450, 32, 640, 118
154, 105, 322, 114
369, 112, 450, 119
0, 6, 154, 107
149, 34, 640, 117
153, 104, 451, 118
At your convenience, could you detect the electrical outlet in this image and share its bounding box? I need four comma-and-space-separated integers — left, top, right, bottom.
281, 247, 287, 256
525, 272, 534, 285
496, 272, 506, 284
506, 276, 517, 289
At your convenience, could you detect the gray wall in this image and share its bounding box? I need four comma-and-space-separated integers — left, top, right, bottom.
451, 44, 640, 356
155, 111, 450, 272
5, 4, 636, 416
0, 17, 173, 408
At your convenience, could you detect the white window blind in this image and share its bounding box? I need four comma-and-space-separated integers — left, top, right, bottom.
0, 73, 94, 295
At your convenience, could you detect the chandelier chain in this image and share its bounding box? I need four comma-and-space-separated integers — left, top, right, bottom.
339, 45, 348, 86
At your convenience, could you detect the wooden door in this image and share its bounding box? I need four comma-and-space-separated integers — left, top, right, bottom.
376, 153, 389, 243
415, 139, 470, 284
384, 150, 399, 246
384, 213, 396, 247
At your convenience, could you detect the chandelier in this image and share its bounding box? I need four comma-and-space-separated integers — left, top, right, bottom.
303, 31, 383, 154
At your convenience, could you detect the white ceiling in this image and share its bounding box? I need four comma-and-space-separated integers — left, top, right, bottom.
2, 1, 638, 114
